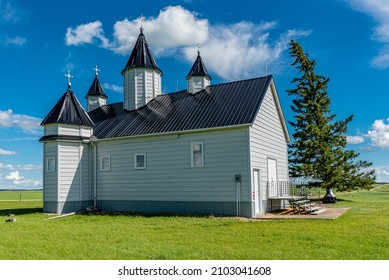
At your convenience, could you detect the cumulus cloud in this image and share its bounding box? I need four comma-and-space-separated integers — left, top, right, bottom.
103, 83, 123, 93
371, 166, 389, 182
0, 148, 16, 155
365, 119, 389, 149
347, 135, 365, 144
0, 163, 42, 171
0, 109, 42, 134
4, 170, 42, 187
65, 21, 110, 47
65, 5, 310, 81
0, 0, 20, 22
345, 0, 389, 68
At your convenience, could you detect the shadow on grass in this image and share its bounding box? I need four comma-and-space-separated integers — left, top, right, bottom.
0, 208, 43, 216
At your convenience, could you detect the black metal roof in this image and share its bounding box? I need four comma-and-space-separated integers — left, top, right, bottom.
41, 87, 95, 127
85, 76, 107, 98
88, 76, 273, 140
186, 51, 211, 79
121, 29, 162, 75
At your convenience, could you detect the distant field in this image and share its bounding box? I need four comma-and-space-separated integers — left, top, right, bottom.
0, 190, 42, 201
0, 185, 388, 260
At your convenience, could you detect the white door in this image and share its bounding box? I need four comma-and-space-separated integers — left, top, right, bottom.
253, 169, 262, 214
267, 158, 278, 197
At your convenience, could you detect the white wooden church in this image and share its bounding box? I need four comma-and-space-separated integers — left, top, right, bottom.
40, 28, 290, 218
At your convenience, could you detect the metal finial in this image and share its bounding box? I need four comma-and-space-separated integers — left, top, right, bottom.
93, 65, 100, 77
265, 64, 268, 75
64, 70, 74, 88
197, 43, 201, 55
140, 14, 144, 33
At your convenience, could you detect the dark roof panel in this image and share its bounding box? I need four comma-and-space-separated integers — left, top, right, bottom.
122, 29, 162, 74
85, 76, 107, 98
186, 51, 211, 79
88, 76, 273, 139
41, 88, 95, 127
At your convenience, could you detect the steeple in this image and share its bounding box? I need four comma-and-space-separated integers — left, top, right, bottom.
121, 28, 162, 75
122, 28, 162, 111
186, 50, 211, 94
85, 66, 108, 112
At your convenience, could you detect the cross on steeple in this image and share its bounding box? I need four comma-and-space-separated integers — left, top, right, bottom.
93, 65, 100, 77
64, 70, 74, 88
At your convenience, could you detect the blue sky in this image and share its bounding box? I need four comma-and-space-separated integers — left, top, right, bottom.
1, 0, 389, 189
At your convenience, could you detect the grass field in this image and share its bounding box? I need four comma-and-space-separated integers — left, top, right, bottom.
0, 186, 388, 260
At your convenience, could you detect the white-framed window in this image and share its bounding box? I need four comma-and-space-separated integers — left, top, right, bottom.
100, 155, 111, 171
191, 142, 204, 167
46, 156, 56, 173
134, 153, 146, 170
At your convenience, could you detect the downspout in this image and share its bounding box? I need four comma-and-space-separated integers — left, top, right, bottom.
92, 141, 97, 208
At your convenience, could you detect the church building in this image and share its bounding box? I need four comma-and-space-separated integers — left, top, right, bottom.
40, 28, 290, 218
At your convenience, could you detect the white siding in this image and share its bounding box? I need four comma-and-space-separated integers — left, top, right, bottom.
123, 68, 162, 110
250, 83, 289, 202
95, 127, 250, 202
58, 142, 90, 202
44, 125, 58, 136
43, 143, 58, 202
57, 124, 92, 137
188, 76, 210, 94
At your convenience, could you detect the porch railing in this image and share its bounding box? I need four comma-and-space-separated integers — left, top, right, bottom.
267, 181, 311, 199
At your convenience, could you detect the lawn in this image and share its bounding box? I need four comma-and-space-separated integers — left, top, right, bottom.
0, 186, 388, 260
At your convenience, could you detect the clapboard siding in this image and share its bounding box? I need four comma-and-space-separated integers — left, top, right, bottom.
58, 143, 90, 202
250, 82, 289, 199
95, 127, 250, 202
43, 143, 58, 201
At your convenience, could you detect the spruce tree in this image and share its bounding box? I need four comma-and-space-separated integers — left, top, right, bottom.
287, 40, 375, 192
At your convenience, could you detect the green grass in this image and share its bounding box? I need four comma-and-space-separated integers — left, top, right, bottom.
1, 186, 388, 260
0, 190, 42, 201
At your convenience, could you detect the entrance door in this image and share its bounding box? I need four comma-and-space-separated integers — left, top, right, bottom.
253, 169, 262, 214
267, 158, 278, 197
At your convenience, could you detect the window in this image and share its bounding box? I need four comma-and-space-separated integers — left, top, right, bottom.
191, 142, 204, 167
100, 155, 111, 171
46, 156, 56, 172
134, 153, 146, 169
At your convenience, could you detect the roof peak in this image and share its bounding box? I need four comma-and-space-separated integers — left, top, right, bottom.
186, 51, 211, 80
121, 29, 162, 75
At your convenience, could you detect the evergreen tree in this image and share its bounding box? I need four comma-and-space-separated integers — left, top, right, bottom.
287, 40, 375, 191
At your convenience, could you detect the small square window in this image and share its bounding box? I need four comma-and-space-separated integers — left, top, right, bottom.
191, 142, 204, 167
100, 155, 111, 171
134, 153, 146, 169
46, 156, 56, 173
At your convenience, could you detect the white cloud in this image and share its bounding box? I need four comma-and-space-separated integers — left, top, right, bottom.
345, 0, 389, 68
4, 170, 42, 187
65, 21, 109, 47
0, 109, 42, 134
347, 135, 365, 144
0, 148, 16, 155
365, 119, 389, 149
0, 0, 19, 22
4, 35, 26, 46
65, 6, 310, 81
371, 166, 389, 182
103, 83, 123, 93
0, 163, 42, 171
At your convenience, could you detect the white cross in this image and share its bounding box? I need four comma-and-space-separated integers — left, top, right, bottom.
65, 70, 74, 88
93, 65, 100, 77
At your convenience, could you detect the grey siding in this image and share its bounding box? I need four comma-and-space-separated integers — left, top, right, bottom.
43, 143, 58, 202
58, 142, 90, 202
250, 83, 289, 213
95, 127, 251, 215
